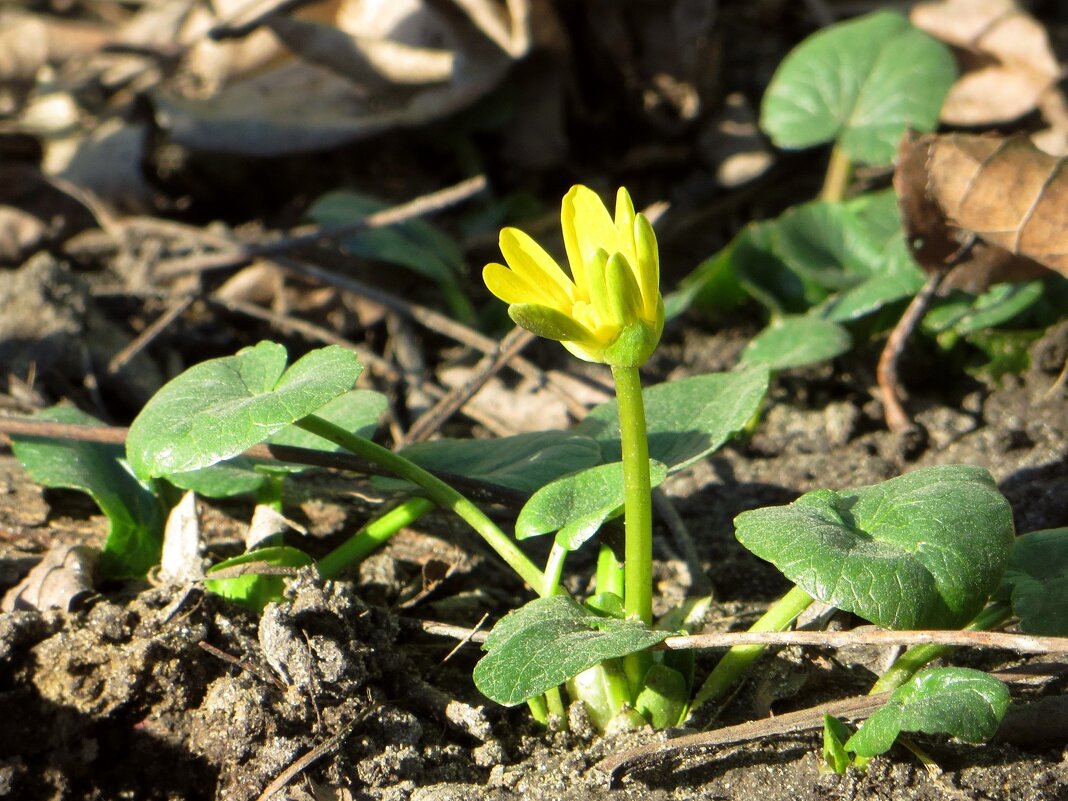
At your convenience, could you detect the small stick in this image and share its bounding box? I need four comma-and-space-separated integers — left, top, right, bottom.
0, 418, 529, 507
107, 294, 195, 375
400, 327, 535, 445
877, 270, 945, 433
198, 641, 287, 690
253, 710, 369, 801
279, 257, 544, 383
155, 176, 487, 279
413, 619, 1068, 655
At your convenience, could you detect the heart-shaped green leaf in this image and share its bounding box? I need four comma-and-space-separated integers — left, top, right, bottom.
846, 668, 1010, 757
127, 342, 362, 479
11, 406, 164, 578
761, 11, 955, 165
739, 316, 851, 370
997, 528, 1068, 636
473, 594, 671, 707
575, 367, 769, 474
735, 465, 1015, 629
516, 460, 668, 550
204, 545, 314, 611
389, 431, 602, 494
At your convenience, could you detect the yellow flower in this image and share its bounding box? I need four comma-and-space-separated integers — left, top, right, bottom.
483, 185, 664, 367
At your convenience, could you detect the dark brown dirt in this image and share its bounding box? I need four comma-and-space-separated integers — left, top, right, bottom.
1, 321, 1066, 801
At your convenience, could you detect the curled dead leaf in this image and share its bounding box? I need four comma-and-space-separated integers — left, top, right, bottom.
895, 132, 1064, 291
2, 544, 98, 612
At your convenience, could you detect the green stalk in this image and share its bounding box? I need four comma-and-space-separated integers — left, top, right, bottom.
691, 584, 814, 712
868, 602, 1012, 696
820, 143, 853, 202
545, 687, 567, 725
596, 544, 624, 599
294, 415, 547, 594
611, 365, 654, 626
543, 542, 569, 597
316, 497, 433, 580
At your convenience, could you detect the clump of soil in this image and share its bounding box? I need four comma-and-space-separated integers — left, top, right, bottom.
0, 324, 1066, 800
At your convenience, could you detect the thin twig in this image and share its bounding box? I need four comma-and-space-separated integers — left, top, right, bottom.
198, 640, 287, 690
278, 257, 543, 383
254, 710, 370, 801
107, 294, 196, 375
0, 417, 529, 507
442, 612, 490, 663
413, 618, 1068, 655
595, 662, 1068, 781
877, 271, 945, 432
154, 176, 487, 279
400, 327, 536, 445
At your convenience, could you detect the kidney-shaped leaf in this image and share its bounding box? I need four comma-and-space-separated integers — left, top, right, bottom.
11, 406, 164, 578
391, 431, 601, 495
761, 11, 955, 164
998, 528, 1068, 636
516, 461, 668, 550
735, 465, 1015, 629
127, 342, 363, 479
846, 668, 1010, 757
575, 367, 769, 474
473, 594, 671, 707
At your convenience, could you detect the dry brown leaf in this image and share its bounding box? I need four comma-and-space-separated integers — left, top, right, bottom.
152, 0, 532, 155
159, 491, 204, 584
895, 132, 1063, 291
2, 544, 97, 612
912, 0, 1062, 126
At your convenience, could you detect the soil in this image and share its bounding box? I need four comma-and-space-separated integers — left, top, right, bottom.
1, 320, 1066, 801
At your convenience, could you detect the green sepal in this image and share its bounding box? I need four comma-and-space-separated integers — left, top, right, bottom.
603, 315, 663, 368
508, 303, 596, 345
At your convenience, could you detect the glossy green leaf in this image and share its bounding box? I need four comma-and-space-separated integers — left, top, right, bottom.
204, 546, 314, 612
739, 316, 851, 370
10, 406, 164, 578
127, 342, 363, 479
761, 11, 955, 164
516, 461, 668, 550
575, 366, 769, 474
998, 528, 1068, 636
473, 594, 670, 707
166, 389, 387, 497
847, 668, 1010, 757
735, 465, 1015, 629
390, 431, 601, 494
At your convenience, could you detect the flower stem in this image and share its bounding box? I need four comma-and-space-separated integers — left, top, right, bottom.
611, 365, 654, 626
294, 415, 547, 594
316, 497, 433, 580
691, 584, 814, 712
820, 144, 853, 202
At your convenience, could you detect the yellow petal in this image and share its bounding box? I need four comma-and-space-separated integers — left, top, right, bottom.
614, 187, 638, 266
634, 214, 661, 320
499, 228, 573, 308
483, 263, 544, 306
562, 186, 619, 297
